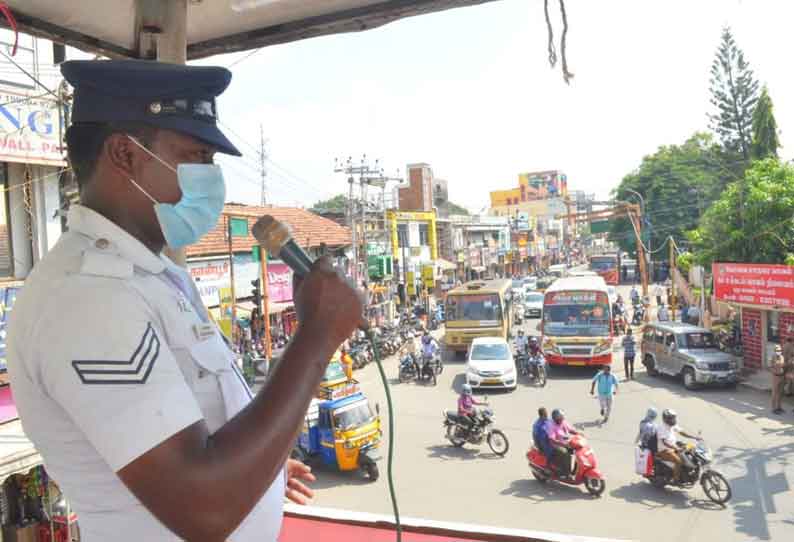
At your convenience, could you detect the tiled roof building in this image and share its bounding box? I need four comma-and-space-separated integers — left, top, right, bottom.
186, 204, 352, 257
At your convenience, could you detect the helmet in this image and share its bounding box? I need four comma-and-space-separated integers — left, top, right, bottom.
422, 334, 431, 344
551, 408, 564, 423
662, 408, 677, 426
529, 336, 538, 344
462, 384, 473, 395
645, 407, 658, 421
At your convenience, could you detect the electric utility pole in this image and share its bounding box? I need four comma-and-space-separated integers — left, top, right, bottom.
258, 124, 268, 206
334, 155, 389, 284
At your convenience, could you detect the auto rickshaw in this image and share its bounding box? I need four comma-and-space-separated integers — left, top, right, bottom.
293, 386, 382, 481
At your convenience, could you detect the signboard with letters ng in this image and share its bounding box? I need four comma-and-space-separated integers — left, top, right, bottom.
0, 89, 65, 166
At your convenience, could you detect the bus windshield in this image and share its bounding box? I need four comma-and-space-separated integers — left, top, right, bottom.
590, 258, 617, 272
543, 291, 611, 337
446, 294, 502, 322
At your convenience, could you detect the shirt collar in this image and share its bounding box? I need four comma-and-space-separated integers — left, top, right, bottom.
67, 204, 166, 274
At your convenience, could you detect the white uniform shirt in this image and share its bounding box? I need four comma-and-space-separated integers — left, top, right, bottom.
657, 423, 680, 452
7, 205, 284, 541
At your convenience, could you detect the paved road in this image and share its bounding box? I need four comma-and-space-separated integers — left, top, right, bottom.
309, 284, 794, 542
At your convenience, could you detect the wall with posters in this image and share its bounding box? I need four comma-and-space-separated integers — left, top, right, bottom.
188, 255, 293, 307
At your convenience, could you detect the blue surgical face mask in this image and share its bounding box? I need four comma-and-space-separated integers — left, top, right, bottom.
127, 136, 226, 249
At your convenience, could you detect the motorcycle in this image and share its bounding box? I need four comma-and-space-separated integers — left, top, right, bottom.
443, 405, 509, 456
640, 439, 732, 505
398, 353, 419, 383
613, 312, 626, 336
423, 351, 444, 375
527, 434, 606, 496
526, 353, 547, 387
632, 304, 645, 326
419, 353, 438, 386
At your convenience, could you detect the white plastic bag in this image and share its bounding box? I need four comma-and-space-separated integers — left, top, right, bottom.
634, 447, 652, 475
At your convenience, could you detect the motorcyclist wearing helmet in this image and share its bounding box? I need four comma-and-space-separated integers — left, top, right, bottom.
400, 331, 421, 376
548, 409, 580, 477
421, 332, 439, 372
528, 336, 542, 357
656, 409, 700, 482
458, 384, 487, 426
635, 407, 658, 453
514, 329, 528, 355
421, 331, 439, 357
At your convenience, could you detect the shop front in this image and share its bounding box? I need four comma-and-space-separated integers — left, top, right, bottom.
713, 262, 794, 370
0, 413, 79, 542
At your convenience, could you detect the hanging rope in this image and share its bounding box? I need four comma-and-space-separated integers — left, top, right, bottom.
543, 0, 575, 84
543, 0, 557, 67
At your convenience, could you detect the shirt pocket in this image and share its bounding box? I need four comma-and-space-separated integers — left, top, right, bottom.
166, 333, 229, 434
188, 333, 252, 430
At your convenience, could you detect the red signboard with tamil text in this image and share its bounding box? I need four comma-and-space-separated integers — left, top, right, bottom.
713, 263, 794, 309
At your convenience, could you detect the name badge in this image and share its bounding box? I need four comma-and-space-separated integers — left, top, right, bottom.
193, 323, 216, 341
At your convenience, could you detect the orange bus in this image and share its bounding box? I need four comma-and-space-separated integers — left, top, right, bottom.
541, 277, 614, 367
590, 253, 620, 285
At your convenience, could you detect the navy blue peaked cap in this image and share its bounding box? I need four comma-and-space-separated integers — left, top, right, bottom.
61, 60, 241, 156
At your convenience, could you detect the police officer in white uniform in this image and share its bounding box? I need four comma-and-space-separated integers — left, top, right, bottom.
6, 60, 364, 541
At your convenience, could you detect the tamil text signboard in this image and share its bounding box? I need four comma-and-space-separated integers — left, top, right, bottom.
713, 263, 794, 309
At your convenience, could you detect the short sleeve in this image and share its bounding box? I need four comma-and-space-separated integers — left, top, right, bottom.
33, 282, 203, 471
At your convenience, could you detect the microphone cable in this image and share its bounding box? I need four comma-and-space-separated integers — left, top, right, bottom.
365, 328, 402, 542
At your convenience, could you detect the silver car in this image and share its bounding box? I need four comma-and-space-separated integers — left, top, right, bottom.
640, 322, 739, 389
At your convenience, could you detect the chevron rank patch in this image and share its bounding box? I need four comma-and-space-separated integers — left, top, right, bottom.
72, 323, 161, 384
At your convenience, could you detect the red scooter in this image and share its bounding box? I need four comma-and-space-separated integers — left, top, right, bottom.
526, 434, 606, 496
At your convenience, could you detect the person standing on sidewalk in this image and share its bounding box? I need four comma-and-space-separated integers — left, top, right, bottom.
622, 328, 637, 380
590, 365, 619, 422
654, 283, 664, 307
770, 345, 787, 415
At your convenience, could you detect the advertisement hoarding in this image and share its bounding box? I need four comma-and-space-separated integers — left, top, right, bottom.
713, 263, 794, 309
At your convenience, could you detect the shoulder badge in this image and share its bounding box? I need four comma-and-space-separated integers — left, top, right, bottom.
72, 323, 160, 384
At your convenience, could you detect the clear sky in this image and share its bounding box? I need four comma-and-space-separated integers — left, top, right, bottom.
199, 0, 793, 211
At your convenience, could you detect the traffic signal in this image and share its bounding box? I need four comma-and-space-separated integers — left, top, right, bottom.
251, 279, 262, 308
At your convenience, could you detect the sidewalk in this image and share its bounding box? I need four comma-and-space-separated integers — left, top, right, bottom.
739, 368, 773, 392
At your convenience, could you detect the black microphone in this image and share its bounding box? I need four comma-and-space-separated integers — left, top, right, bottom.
251, 215, 314, 277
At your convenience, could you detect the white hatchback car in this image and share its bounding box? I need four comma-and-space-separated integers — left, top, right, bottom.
465, 337, 517, 391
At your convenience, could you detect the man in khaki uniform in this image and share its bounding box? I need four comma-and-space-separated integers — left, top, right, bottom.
770, 345, 787, 414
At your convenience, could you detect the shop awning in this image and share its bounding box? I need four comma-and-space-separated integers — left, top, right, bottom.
9, 1, 501, 60
268, 302, 293, 315
0, 419, 41, 480
436, 259, 457, 271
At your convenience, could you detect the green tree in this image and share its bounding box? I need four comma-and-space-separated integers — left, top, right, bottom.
310, 194, 347, 212
708, 27, 759, 161
690, 158, 794, 265
609, 133, 732, 257
750, 86, 780, 160
446, 201, 470, 215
